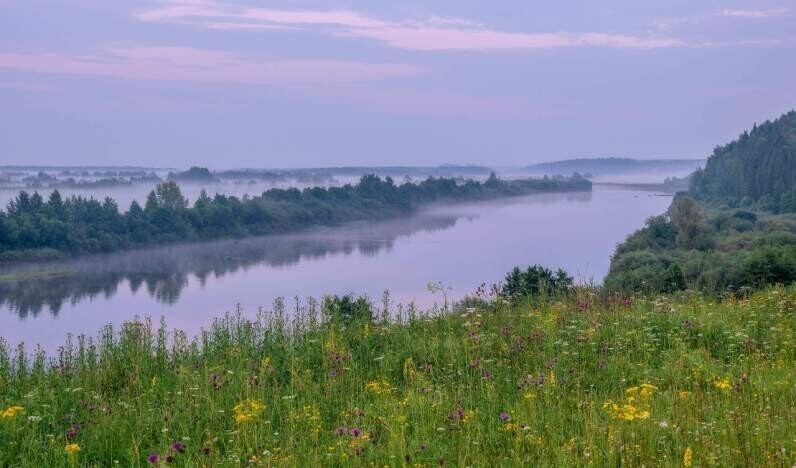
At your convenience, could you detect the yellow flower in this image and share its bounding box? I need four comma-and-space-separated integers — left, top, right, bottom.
233, 399, 265, 424
683, 446, 693, 467
1, 406, 25, 419
65, 444, 81, 456
365, 379, 393, 395
713, 378, 732, 391
678, 390, 691, 399
603, 401, 650, 421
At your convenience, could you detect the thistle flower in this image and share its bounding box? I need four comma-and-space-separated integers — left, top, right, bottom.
335, 426, 347, 436
148, 453, 160, 464
499, 412, 511, 422
171, 441, 185, 453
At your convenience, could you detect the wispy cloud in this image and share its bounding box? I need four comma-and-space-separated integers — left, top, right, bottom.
0, 46, 425, 85
720, 8, 789, 19
135, 0, 684, 51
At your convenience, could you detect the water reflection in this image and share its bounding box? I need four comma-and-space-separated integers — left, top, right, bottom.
1, 211, 470, 317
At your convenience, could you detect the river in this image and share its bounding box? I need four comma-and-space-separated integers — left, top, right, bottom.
0, 185, 671, 350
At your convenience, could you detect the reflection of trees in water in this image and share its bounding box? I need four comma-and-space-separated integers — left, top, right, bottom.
0, 212, 466, 318
0, 190, 593, 318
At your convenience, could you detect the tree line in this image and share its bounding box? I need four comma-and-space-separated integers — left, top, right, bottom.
606, 111, 796, 294
690, 110, 796, 213
0, 173, 590, 260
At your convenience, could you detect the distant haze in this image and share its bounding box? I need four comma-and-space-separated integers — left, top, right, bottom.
1, 1, 795, 167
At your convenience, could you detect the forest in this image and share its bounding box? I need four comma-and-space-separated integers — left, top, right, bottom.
0, 173, 590, 260
606, 110, 796, 294
690, 110, 796, 213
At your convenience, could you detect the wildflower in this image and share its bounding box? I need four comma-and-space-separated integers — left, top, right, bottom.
165, 455, 174, 463
713, 378, 732, 391
335, 426, 348, 436
683, 447, 693, 467
364, 379, 393, 395
350, 427, 362, 437
603, 401, 650, 421
499, 412, 511, 422
678, 390, 691, 399
171, 441, 185, 453
202, 446, 211, 455
66, 423, 81, 441
1, 406, 24, 419
65, 444, 81, 455
148, 453, 160, 464
233, 399, 265, 424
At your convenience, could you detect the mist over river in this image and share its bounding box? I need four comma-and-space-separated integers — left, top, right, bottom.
0, 186, 671, 351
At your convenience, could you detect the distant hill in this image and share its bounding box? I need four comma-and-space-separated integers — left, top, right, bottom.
525, 158, 704, 176
690, 110, 796, 213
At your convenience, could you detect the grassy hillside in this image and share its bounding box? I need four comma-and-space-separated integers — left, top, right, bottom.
1, 287, 794, 466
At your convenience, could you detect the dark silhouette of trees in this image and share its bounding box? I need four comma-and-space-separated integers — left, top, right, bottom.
690, 110, 796, 213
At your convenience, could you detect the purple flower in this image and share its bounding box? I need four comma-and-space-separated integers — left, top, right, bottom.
148, 453, 160, 464
335, 426, 347, 436
210, 373, 219, 381
499, 412, 511, 422
350, 427, 362, 437
171, 441, 185, 453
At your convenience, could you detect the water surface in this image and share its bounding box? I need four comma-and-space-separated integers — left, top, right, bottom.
0, 186, 671, 350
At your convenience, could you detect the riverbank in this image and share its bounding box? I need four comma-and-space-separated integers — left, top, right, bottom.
0, 175, 590, 262
1, 286, 794, 466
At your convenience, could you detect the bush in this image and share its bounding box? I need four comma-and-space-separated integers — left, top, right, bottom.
323, 294, 373, 323
500, 265, 573, 300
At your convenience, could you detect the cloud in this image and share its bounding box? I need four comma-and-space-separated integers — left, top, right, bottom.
135, 0, 684, 51
720, 9, 788, 19
0, 46, 425, 85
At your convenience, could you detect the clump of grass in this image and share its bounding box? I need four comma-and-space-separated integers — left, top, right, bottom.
1, 287, 795, 466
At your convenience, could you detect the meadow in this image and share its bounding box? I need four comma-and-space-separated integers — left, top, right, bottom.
1, 286, 795, 467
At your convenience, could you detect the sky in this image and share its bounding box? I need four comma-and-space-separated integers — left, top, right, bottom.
1, 0, 795, 169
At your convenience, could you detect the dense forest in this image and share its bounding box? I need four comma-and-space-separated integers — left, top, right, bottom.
0, 173, 590, 260
690, 110, 796, 213
606, 111, 796, 293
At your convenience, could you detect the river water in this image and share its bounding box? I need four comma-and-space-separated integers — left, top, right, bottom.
0, 186, 671, 351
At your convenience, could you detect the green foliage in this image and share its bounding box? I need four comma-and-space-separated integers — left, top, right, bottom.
609, 112, 796, 294
0, 175, 591, 259
500, 265, 573, 299
606, 203, 796, 294
1, 286, 795, 466
690, 110, 796, 213
323, 294, 374, 323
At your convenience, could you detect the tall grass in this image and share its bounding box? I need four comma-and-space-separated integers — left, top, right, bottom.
1, 287, 795, 466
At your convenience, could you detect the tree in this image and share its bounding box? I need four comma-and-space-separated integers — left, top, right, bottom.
669, 196, 709, 250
